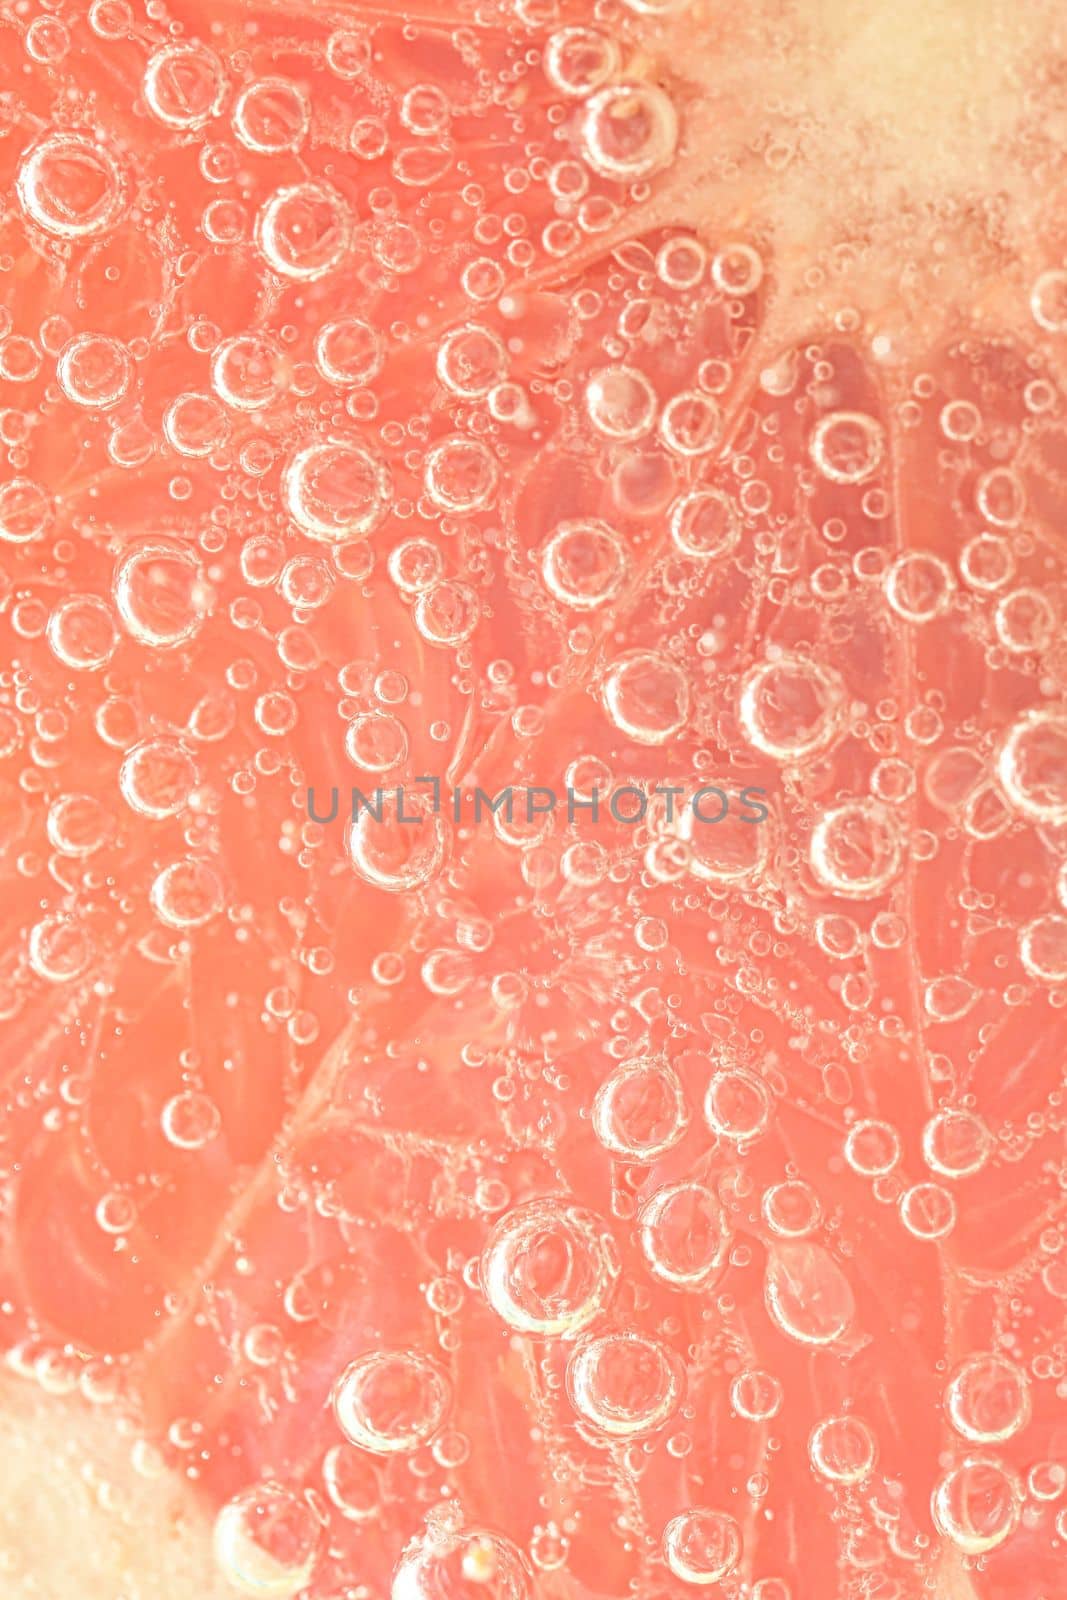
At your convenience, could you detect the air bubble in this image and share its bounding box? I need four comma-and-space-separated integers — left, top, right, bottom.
656, 236, 707, 289
809, 800, 903, 898
602, 650, 689, 744
57, 334, 133, 408
739, 654, 845, 762
669, 488, 740, 559
436, 324, 508, 398
315, 318, 384, 387
0, 478, 52, 543
810, 411, 885, 484
808, 1415, 877, 1484
46, 794, 112, 858
325, 30, 370, 79
659, 389, 721, 455
389, 540, 444, 594
764, 1242, 855, 1345
704, 1067, 772, 1141
114, 540, 207, 648
541, 520, 630, 609
26, 15, 70, 61
1018, 912, 1067, 982
213, 1482, 320, 1597
585, 365, 657, 440
762, 1180, 821, 1237
845, 1119, 901, 1176
414, 582, 481, 646
243, 1325, 284, 1367
711, 243, 764, 296
150, 858, 224, 929
284, 440, 392, 542
1028, 1462, 1067, 1501
730, 1368, 782, 1420
566, 1332, 681, 1436
96, 1192, 136, 1235
163, 392, 229, 458
674, 794, 770, 883
931, 1457, 1022, 1555
345, 712, 409, 772
899, 1182, 956, 1240
400, 84, 451, 135
623, 0, 690, 11
144, 43, 226, 129
423, 437, 499, 512
322, 1445, 378, 1521
940, 400, 982, 441
333, 1350, 451, 1455
119, 738, 197, 819
0, 342, 41, 384
462, 258, 505, 303
162, 1090, 221, 1150
921, 1109, 992, 1178
997, 708, 1067, 825
481, 1198, 619, 1336
544, 28, 620, 97
884, 552, 955, 622
17, 134, 124, 238
350, 116, 389, 160
28, 918, 94, 984
994, 587, 1056, 654
392, 1522, 531, 1600
662, 1509, 742, 1585
639, 1182, 729, 1289
592, 1057, 689, 1159
46, 595, 118, 670
211, 333, 287, 412
346, 804, 448, 892
975, 467, 1025, 528
580, 84, 678, 182
1031, 268, 1067, 333
255, 183, 351, 280
945, 1354, 1031, 1444
233, 78, 310, 154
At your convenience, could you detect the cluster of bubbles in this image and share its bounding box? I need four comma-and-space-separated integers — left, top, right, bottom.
3, 1, 1067, 1597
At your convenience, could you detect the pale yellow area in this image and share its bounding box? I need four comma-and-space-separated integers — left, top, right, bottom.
0, 1378, 231, 1599
648, 0, 1067, 344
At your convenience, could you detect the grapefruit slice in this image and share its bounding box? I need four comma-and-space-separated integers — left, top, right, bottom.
0, 1, 1066, 1597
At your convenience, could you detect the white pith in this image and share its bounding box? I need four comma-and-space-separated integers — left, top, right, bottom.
0, 1378, 227, 1598
649, 0, 1066, 348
